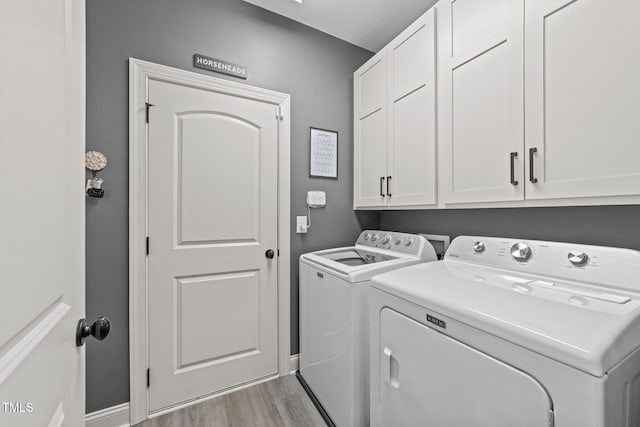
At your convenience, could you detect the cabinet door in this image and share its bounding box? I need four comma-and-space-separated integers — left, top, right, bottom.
439, 0, 525, 204
354, 51, 388, 207
387, 9, 437, 207
525, 0, 640, 200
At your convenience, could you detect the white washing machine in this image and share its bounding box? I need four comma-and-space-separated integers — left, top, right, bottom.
369, 236, 640, 427
299, 230, 439, 427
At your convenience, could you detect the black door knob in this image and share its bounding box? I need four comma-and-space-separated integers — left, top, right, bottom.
76, 316, 111, 346
265, 249, 275, 259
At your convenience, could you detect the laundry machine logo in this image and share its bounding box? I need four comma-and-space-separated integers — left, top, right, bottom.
426, 314, 447, 329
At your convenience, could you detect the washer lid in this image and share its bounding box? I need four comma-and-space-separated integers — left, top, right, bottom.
301, 245, 434, 282
372, 260, 640, 377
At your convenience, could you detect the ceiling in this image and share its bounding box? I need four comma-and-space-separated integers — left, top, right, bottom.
242, 0, 438, 52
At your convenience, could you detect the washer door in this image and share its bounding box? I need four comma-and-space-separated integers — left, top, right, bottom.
378, 308, 553, 427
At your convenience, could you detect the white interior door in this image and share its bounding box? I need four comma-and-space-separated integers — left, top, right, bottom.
525, 0, 640, 200
0, 0, 85, 426
387, 8, 437, 207
439, 0, 525, 204
354, 52, 388, 208
147, 78, 279, 412
379, 309, 553, 427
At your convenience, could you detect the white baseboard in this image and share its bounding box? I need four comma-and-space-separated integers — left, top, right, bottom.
290, 353, 299, 374
85, 402, 130, 427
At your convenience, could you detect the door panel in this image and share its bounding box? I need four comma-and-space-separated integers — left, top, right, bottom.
358, 56, 386, 119
354, 53, 387, 207
525, 0, 640, 199
178, 113, 260, 244
451, 43, 511, 191
379, 309, 552, 427
176, 271, 259, 368
148, 79, 278, 412
0, 0, 85, 425
388, 9, 437, 207
452, 0, 509, 61
356, 109, 387, 207
440, 0, 525, 204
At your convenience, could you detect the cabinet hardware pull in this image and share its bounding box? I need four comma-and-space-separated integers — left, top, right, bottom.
380, 177, 385, 197
387, 176, 392, 197
510, 152, 519, 186
529, 147, 538, 183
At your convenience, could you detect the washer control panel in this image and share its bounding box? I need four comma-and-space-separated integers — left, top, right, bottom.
357, 230, 425, 256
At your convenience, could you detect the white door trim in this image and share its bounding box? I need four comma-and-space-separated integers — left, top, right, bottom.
128, 58, 291, 425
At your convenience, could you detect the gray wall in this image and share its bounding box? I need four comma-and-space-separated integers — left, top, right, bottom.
380, 206, 640, 251
86, 0, 376, 413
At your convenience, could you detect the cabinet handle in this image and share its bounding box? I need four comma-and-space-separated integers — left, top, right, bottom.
529, 147, 538, 183
380, 177, 385, 197
387, 176, 392, 197
510, 152, 518, 186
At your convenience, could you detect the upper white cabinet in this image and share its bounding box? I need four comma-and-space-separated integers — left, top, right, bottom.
439, 0, 525, 204
355, 0, 640, 210
524, 0, 640, 200
354, 50, 388, 207
388, 9, 437, 207
354, 9, 437, 208
439, 0, 640, 207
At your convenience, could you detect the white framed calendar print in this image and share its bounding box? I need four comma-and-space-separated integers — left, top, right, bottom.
309, 127, 338, 179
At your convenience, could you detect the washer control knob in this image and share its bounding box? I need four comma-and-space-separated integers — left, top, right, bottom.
394, 237, 402, 245
511, 242, 532, 262
404, 238, 414, 247
473, 241, 486, 253
381, 234, 391, 245
371, 234, 379, 242
568, 251, 589, 266
363, 233, 371, 241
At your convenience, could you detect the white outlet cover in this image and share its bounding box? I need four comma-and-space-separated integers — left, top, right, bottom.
296, 216, 308, 233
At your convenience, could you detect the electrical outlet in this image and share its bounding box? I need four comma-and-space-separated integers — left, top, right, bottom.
296, 216, 308, 233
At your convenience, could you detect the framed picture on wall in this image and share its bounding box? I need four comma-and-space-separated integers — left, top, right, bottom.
309, 127, 338, 179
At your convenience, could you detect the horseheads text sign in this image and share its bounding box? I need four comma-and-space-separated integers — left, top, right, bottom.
193, 54, 247, 79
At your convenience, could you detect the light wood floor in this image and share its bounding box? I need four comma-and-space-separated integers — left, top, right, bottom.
136, 375, 327, 427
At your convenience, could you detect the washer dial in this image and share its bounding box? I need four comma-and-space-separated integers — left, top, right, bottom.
568, 251, 589, 266
511, 242, 532, 262
473, 242, 486, 253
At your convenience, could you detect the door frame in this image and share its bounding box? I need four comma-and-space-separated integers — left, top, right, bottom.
128, 58, 291, 424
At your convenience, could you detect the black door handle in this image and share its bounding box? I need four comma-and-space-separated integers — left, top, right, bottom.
265, 249, 275, 259
380, 177, 385, 197
387, 176, 392, 197
76, 316, 111, 346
